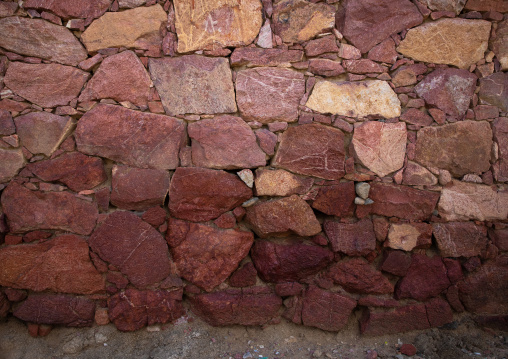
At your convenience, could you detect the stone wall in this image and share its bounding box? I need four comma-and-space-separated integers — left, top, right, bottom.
0, 0, 507, 336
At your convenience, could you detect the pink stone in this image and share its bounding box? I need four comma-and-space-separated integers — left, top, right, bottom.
0, 109, 14, 135
230, 48, 304, 67
367, 38, 398, 64
400, 109, 433, 126
0, 148, 24, 183
24, 0, 111, 19
323, 218, 376, 256
343, 59, 385, 74
308, 58, 345, 77
433, 222, 488, 257
304, 35, 339, 57
255, 129, 278, 155
311, 182, 355, 217
339, 43, 362, 60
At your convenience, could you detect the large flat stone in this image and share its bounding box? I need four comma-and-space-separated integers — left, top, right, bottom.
494, 118, 508, 182
24, 0, 111, 19
479, 72, 508, 112
433, 222, 488, 258
323, 218, 376, 256
397, 18, 491, 69
306, 80, 401, 119
75, 104, 186, 170
492, 19, 508, 70
149, 55, 237, 116
0, 148, 24, 183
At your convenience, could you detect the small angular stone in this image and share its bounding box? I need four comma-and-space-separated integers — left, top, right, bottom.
380, 250, 412, 276
257, 20, 273, 49
403, 161, 438, 186
386, 223, 432, 251
255, 168, 313, 197
230, 48, 304, 67
229, 262, 257, 288
400, 109, 433, 127
324, 218, 376, 256
494, 118, 508, 182
118, 0, 146, 8
479, 72, 508, 112
339, 43, 362, 60
0, 109, 15, 135
424, 0, 466, 14
433, 222, 488, 258
311, 182, 355, 217
0, 148, 24, 183
304, 35, 339, 57
367, 38, 398, 64
308, 58, 345, 77
255, 129, 278, 156
24, 0, 111, 19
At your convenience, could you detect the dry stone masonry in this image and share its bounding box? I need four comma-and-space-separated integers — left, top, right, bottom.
0, 0, 507, 338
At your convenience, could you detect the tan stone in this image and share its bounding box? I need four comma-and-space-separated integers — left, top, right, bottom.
306, 80, 401, 119
254, 168, 313, 197
173, 0, 263, 53
81, 5, 167, 52
386, 223, 433, 252
397, 18, 491, 69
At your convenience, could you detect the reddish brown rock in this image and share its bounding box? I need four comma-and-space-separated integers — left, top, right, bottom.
360, 303, 430, 335
323, 218, 376, 256
230, 48, 304, 67
391, 64, 428, 87
0, 148, 24, 183
255, 129, 278, 156
14, 294, 95, 327
380, 250, 412, 276
236, 67, 305, 123
229, 262, 257, 288
0, 235, 104, 294
400, 109, 433, 127
304, 35, 339, 57
75, 104, 186, 170
89, 211, 171, 288
308, 59, 345, 77
255, 168, 313, 197
479, 72, 508, 112
168, 167, 252, 222
311, 182, 355, 217
424, 0, 465, 13
489, 227, 508, 252
386, 222, 433, 251
1, 182, 98, 235
433, 222, 488, 258
327, 258, 394, 294
245, 195, 321, 238
367, 38, 398, 64
474, 105, 500, 121
108, 289, 185, 332
403, 161, 438, 186
0, 109, 14, 135
24, 0, 111, 19
188, 116, 266, 169
343, 59, 385, 74
492, 18, 508, 71
141, 207, 167, 227
189, 288, 282, 326
273, 124, 345, 180
0, 1, 17, 17
250, 240, 333, 283
464, 0, 508, 12
0, 292, 9, 319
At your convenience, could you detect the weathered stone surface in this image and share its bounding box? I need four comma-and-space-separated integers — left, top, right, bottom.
28, 152, 106, 192
403, 161, 438, 186
272, 123, 346, 180
464, 0, 508, 12
14, 294, 95, 327
489, 227, 508, 252
494, 118, 508, 182
380, 250, 412, 276
439, 181, 508, 221
424, 0, 466, 13
395, 254, 450, 301
311, 182, 355, 217
400, 109, 433, 127
0, 1, 17, 17
230, 48, 304, 67
81, 5, 167, 52
169, 167, 251, 222
1, 182, 98, 235
89, 211, 171, 288
323, 218, 376, 256
108, 289, 185, 332
236, 67, 304, 123
251, 240, 333, 283
336, 0, 423, 53
327, 258, 394, 294
189, 288, 282, 326
306, 80, 401, 119
111, 165, 169, 211
433, 222, 488, 258
479, 72, 508, 112
79, 51, 151, 107
255, 168, 313, 197
188, 116, 266, 169
272, 0, 335, 43
387, 223, 432, 252
5, 62, 89, 108
245, 195, 321, 238
308, 59, 345, 77
173, 0, 263, 53
0, 17, 87, 65
415, 68, 477, 119
367, 38, 398, 64
167, 220, 253, 292
229, 262, 257, 287
397, 19, 491, 69
304, 35, 339, 57
75, 104, 186, 170
0, 235, 104, 294
343, 59, 385, 74
369, 183, 440, 220
118, 0, 146, 8
0, 148, 24, 183
24, 0, 111, 19
0, 109, 14, 135
352, 121, 406, 177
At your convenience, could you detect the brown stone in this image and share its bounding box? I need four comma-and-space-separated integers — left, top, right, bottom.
0, 17, 87, 66
380, 250, 412, 277
479, 72, 508, 112
0, 148, 24, 183
323, 218, 376, 256
5, 62, 89, 108
245, 195, 321, 238
400, 109, 433, 127
494, 119, 508, 182
229, 262, 257, 288
336, 0, 423, 53
492, 19, 508, 70
273, 123, 346, 180
403, 161, 438, 186
0, 1, 17, 17
311, 182, 355, 217
464, 0, 508, 12
360, 303, 430, 335
230, 48, 304, 67
255, 129, 277, 156
308, 59, 345, 77
89, 211, 171, 288
75, 104, 186, 170
188, 115, 266, 169
367, 38, 398, 64
254, 168, 313, 197
304, 35, 339, 57
173, 0, 262, 53
424, 0, 466, 13
0, 109, 14, 135
272, 0, 335, 43
433, 222, 488, 258
474, 105, 499, 121
81, 5, 167, 52
28, 152, 106, 192
1, 182, 98, 235
386, 223, 433, 251
0, 235, 105, 294
250, 240, 333, 283
236, 67, 305, 123
24, 0, 111, 19
149, 56, 237, 116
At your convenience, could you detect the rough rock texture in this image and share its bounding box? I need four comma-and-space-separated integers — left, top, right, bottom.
245, 195, 321, 237
433, 222, 488, 258
236, 67, 305, 123
492, 19, 508, 70
0, 235, 104, 294
75, 104, 186, 170
81, 5, 167, 52
230, 48, 304, 67
255, 169, 313, 197
380, 250, 412, 276
167, 220, 253, 292
397, 18, 491, 68
149, 56, 237, 116
173, 0, 262, 53
89, 211, 171, 288
188, 116, 266, 169
402, 161, 438, 186
424, 0, 466, 13
1, 182, 98, 235
311, 182, 355, 217
494, 118, 508, 181
352, 121, 407, 177
464, 0, 508, 12
479, 72, 508, 112
323, 219, 376, 256
24, 0, 112, 19
272, 124, 345, 180
250, 240, 333, 283
0, 110, 15, 135
5, 62, 89, 108
0, 148, 24, 183
386, 223, 432, 252
306, 80, 401, 119
336, 0, 423, 53
229, 262, 257, 287
0, 17, 87, 65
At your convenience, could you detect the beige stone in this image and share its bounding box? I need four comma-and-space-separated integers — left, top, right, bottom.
174, 0, 263, 53
397, 18, 491, 69
255, 168, 313, 197
306, 80, 401, 119
387, 224, 421, 251
81, 5, 167, 52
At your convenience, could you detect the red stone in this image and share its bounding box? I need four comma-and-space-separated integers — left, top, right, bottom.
360, 303, 430, 336
304, 35, 339, 57
0, 109, 14, 135
0, 2, 17, 17
323, 218, 376, 256
380, 250, 412, 276
24, 0, 111, 19
0, 292, 9, 318
426, 297, 454, 327
308, 59, 345, 77
255, 129, 278, 155
311, 182, 355, 217
4, 288, 27, 302
343, 59, 385, 74
141, 206, 167, 227
479, 72, 508, 112
214, 212, 236, 229
391, 64, 427, 87
168, 167, 252, 222
367, 38, 398, 64
493, 118, 508, 182
400, 344, 417, 356
358, 296, 400, 308
433, 222, 488, 258
489, 227, 508, 252
464, 0, 508, 12
230, 48, 304, 67
400, 109, 433, 126
275, 282, 304, 297
475, 105, 499, 120
229, 262, 257, 288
